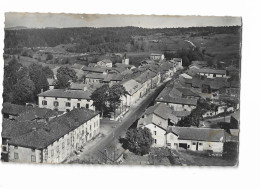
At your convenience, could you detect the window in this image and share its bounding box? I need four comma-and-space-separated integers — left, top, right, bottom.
78, 99, 81, 101
53, 101, 59, 107
154, 139, 157, 144
43, 96, 46, 99
77, 103, 80, 108
213, 73, 216, 77
86, 104, 89, 109
154, 131, 157, 135
90, 125, 92, 131
67, 98, 71, 101
31, 149, 35, 152
31, 155, 36, 162
66, 109, 70, 112
154, 125, 156, 128
66, 102, 71, 107
199, 143, 203, 146
51, 150, 54, 157
14, 146, 18, 149
192, 142, 196, 145
67, 139, 70, 145
14, 152, 19, 159
42, 100, 47, 105
62, 142, 65, 149
56, 146, 59, 153
55, 97, 58, 100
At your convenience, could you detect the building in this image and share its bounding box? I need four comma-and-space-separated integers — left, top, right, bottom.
170, 58, 183, 70
197, 68, 227, 78
121, 79, 144, 106
38, 89, 95, 112
166, 127, 225, 153
97, 59, 113, 67
137, 103, 179, 148
2, 108, 100, 163
150, 53, 165, 61
155, 85, 198, 111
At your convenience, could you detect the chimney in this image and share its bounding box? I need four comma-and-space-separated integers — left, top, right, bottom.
41, 89, 43, 93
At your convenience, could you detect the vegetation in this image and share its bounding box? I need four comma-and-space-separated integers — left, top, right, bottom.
122, 127, 153, 155
90, 84, 127, 118
3, 57, 51, 104
54, 66, 78, 89
178, 99, 212, 127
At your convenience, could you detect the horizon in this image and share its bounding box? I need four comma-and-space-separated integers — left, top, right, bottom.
5, 13, 242, 29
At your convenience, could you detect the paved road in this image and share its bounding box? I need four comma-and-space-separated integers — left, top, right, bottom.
77, 81, 169, 162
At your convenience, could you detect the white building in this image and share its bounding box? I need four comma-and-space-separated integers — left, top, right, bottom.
3, 108, 100, 163
150, 53, 165, 61
38, 89, 95, 112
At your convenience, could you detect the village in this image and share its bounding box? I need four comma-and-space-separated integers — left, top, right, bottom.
1, 46, 240, 165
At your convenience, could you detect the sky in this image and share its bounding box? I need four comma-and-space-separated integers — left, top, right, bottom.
5, 13, 242, 29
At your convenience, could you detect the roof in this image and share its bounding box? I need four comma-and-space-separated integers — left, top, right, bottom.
134, 70, 157, 84
103, 74, 124, 82
144, 103, 178, 123
122, 79, 143, 95
69, 83, 87, 90
99, 59, 112, 63
82, 66, 107, 73
170, 126, 225, 142
38, 89, 92, 100
157, 96, 197, 106
71, 64, 84, 70
175, 88, 200, 97
231, 111, 240, 122
198, 68, 226, 75
180, 73, 192, 79
2, 102, 33, 116
172, 111, 191, 117
7, 108, 99, 149
85, 73, 105, 79
150, 53, 163, 56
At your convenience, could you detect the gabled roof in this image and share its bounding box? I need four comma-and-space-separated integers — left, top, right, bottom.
175, 88, 200, 97
69, 83, 87, 90
7, 108, 99, 149
85, 73, 105, 79
172, 111, 191, 117
231, 111, 240, 122
99, 59, 112, 63
82, 66, 107, 73
122, 79, 143, 95
144, 103, 178, 123
170, 126, 225, 142
157, 96, 197, 106
38, 89, 92, 100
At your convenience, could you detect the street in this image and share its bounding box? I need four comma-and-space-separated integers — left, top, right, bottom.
68, 79, 170, 163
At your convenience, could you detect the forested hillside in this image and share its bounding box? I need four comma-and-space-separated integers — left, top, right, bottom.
5, 26, 241, 54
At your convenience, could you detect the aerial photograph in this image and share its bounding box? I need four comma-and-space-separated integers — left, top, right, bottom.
1, 13, 241, 166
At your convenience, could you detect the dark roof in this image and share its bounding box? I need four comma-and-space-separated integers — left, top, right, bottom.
7, 108, 99, 149
157, 96, 197, 106
170, 127, 225, 142
175, 88, 200, 97
172, 111, 191, 117
85, 73, 105, 79
15, 108, 63, 122
82, 66, 107, 73
2, 102, 33, 116
38, 89, 92, 100
144, 103, 178, 122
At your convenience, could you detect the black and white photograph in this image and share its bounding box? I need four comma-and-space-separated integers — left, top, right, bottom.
1, 13, 241, 166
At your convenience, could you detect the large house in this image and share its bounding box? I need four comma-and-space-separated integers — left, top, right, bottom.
165, 127, 225, 153
197, 68, 227, 78
2, 108, 100, 163
155, 85, 198, 111
137, 103, 179, 147
121, 79, 144, 106
38, 89, 95, 112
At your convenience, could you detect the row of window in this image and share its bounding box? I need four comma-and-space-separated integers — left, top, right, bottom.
14, 153, 36, 162
42, 100, 90, 109
43, 97, 89, 101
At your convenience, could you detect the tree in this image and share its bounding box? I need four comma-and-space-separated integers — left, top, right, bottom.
42, 66, 54, 78
55, 66, 78, 89
124, 127, 153, 155
28, 63, 49, 100
13, 78, 35, 105
46, 53, 53, 61
107, 84, 127, 119
90, 84, 110, 117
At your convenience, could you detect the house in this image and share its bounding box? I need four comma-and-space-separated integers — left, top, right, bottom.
229, 111, 240, 137
172, 111, 191, 121
103, 74, 124, 87
156, 86, 198, 111
166, 127, 225, 153
38, 89, 95, 112
137, 103, 178, 148
2, 108, 100, 163
121, 79, 144, 106
2, 102, 33, 120
197, 68, 227, 78
97, 59, 113, 67
150, 53, 165, 61
84, 73, 106, 85
189, 61, 208, 70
